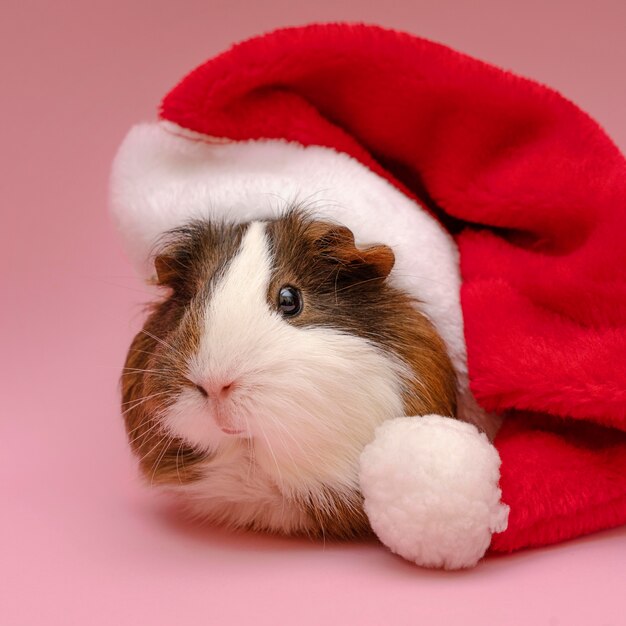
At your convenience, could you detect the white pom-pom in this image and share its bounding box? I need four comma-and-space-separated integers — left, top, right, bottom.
359, 415, 509, 570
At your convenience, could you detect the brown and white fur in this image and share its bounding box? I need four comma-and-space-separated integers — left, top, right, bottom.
122, 209, 458, 538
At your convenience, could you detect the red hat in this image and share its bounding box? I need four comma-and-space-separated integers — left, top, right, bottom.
111, 23, 626, 563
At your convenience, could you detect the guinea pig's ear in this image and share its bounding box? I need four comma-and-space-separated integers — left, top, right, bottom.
357, 243, 396, 278
310, 222, 395, 279
153, 254, 178, 286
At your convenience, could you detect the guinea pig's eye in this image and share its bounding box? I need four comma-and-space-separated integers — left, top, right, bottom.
278, 286, 303, 317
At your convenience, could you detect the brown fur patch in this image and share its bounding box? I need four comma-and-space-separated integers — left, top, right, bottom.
296, 488, 372, 540
122, 221, 247, 484
265, 210, 457, 417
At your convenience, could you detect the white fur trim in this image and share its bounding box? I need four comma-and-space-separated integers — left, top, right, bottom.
359, 415, 509, 569
109, 121, 468, 388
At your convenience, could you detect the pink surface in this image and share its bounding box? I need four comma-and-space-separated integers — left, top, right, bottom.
1, 2, 624, 625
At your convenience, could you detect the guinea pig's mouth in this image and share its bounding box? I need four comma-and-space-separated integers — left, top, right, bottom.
211, 399, 246, 436
220, 427, 245, 435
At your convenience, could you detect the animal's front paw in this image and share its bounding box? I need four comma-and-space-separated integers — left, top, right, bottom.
359, 415, 509, 570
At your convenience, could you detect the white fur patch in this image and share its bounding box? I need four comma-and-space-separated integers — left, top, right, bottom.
161, 221, 409, 532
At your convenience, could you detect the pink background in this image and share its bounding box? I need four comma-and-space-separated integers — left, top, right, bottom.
2, 1, 625, 624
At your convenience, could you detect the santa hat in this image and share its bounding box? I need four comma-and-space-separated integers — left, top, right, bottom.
110, 24, 626, 564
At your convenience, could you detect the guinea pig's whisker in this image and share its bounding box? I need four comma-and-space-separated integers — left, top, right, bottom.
126, 348, 166, 359
121, 390, 169, 407
150, 434, 175, 486
137, 432, 170, 466
264, 414, 299, 469
128, 427, 167, 453
256, 421, 285, 494
140, 329, 185, 359
264, 413, 311, 463
175, 440, 184, 484
121, 391, 170, 414
119, 372, 172, 381
179, 442, 189, 483
244, 416, 256, 483
125, 420, 148, 437
124, 349, 188, 374
121, 367, 176, 375
127, 419, 162, 445
128, 429, 163, 456
149, 438, 170, 485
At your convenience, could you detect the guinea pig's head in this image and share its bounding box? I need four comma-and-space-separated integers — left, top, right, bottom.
122, 209, 457, 537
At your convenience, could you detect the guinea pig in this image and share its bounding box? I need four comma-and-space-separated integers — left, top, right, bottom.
121, 208, 459, 538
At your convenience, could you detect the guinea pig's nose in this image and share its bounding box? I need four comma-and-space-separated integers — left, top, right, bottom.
196, 380, 236, 399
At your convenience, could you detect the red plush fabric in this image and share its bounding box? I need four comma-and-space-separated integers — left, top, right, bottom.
160, 23, 626, 552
